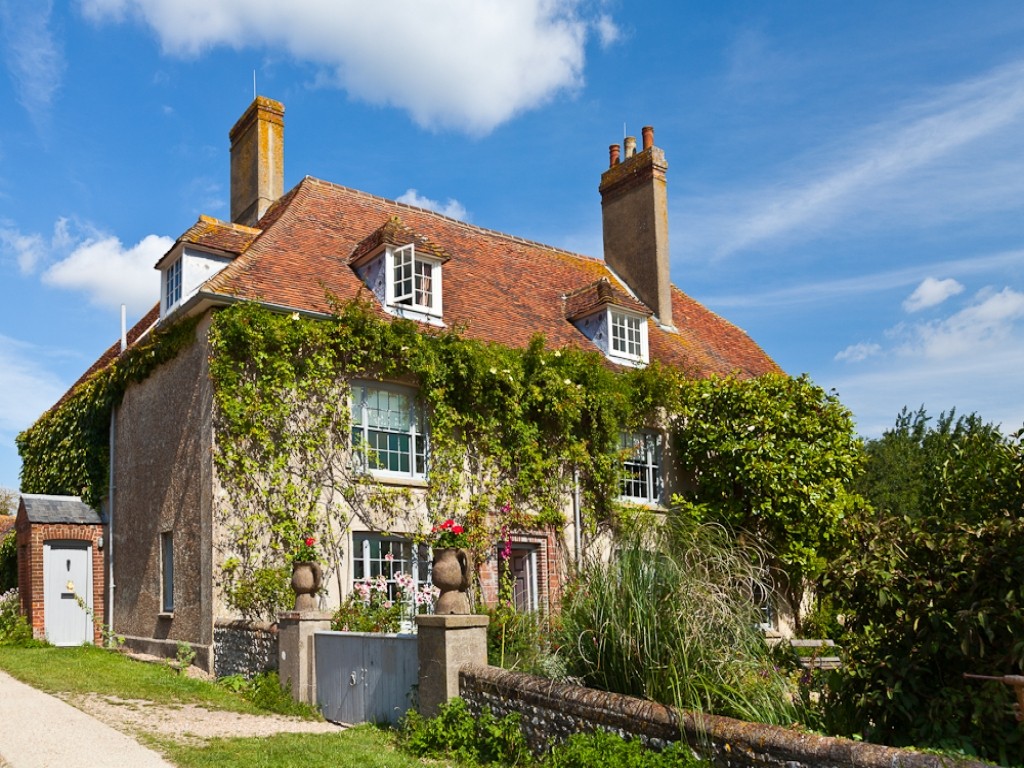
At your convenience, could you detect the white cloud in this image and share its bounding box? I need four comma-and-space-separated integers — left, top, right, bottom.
700, 247, 1024, 310
903, 277, 964, 313
897, 287, 1024, 360
0, 222, 46, 274
397, 188, 468, 221
0, 334, 66, 433
0, 0, 64, 126
80, 0, 606, 135
835, 342, 880, 363
594, 14, 620, 48
43, 233, 171, 314
680, 59, 1024, 260
827, 287, 1024, 436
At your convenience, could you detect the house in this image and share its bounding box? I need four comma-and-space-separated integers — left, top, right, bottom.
18, 98, 778, 670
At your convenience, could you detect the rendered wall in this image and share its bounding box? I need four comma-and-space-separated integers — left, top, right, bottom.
111, 314, 215, 670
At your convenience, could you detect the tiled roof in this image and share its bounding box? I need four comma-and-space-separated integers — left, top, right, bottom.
54, 175, 778, 412
202, 176, 780, 378
155, 215, 260, 269
349, 215, 452, 266
564, 278, 652, 321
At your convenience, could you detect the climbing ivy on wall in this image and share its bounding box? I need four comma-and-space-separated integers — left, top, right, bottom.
206, 299, 666, 615
17, 296, 866, 628
16, 317, 201, 508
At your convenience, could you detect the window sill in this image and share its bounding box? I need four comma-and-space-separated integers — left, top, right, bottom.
158, 612, 174, 620
371, 474, 429, 489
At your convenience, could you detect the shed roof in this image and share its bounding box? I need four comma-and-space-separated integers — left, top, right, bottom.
19, 494, 102, 525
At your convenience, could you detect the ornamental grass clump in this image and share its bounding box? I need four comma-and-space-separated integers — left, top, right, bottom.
558, 516, 800, 726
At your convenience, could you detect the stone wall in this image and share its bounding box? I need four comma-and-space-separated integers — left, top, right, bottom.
459, 665, 988, 768
213, 619, 278, 678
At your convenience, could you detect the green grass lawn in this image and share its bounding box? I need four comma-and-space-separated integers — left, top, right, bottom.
158, 729, 435, 768
0, 644, 435, 768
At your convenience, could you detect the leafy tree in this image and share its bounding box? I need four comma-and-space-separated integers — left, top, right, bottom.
823, 409, 1024, 764
668, 374, 865, 625
0, 487, 17, 593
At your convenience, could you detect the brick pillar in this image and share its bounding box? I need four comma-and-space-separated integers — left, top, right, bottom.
277, 610, 332, 705
416, 614, 489, 717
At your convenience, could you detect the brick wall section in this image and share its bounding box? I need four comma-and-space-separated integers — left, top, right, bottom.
15, 515, 105, 645
213, 619, 279, 678
477, 527, 561, 614
458, 665, 989, 768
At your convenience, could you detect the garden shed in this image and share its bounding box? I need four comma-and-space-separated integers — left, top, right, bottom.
16, 494, 104, 646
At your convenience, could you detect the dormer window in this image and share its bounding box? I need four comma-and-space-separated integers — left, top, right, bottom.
163, 258, 182, 312
389, 244, 441, 314
350, 217, 450, 326
610, 309, 646, 362
566, 278, 652, 367
156, 242, 234, 320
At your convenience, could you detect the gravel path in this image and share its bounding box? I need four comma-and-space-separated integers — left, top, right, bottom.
62, 692, 346, 747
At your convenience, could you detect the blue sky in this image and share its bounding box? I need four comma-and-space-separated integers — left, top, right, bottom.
2, 1, 1024, 493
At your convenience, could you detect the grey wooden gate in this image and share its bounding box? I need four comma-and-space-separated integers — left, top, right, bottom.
315, 631, 418, 724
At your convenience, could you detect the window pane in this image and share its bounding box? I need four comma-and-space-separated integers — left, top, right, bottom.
414, 260, 433, 308
351, 383, 425, 477
620, 431, 660, 503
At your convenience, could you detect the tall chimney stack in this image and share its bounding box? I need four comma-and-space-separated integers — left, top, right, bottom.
229, 96, 284, 227
599, 125, 673, 327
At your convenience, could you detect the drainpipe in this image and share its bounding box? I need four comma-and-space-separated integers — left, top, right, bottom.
107, 403, 116, 644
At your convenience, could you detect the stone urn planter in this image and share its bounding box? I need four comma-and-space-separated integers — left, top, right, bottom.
432, 548, 472, 615
291, 561, 322, 612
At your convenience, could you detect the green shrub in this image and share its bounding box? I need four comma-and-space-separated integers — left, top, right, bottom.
216, 671, 320, 719
220, 562, 292, 622
546, 731, 706, 768
822, 411, 1024, 764
399, 697, 529, 765
0, 532, 16, 593
0, 589, 37, 646
558, 515, 800, 726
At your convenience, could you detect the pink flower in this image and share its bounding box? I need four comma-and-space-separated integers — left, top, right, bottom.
384, 552, 394, 562
451, 524, 464, 535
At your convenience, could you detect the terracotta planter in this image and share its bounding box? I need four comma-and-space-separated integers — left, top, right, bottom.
291, 561, 322, 612
432, 548, 472, 615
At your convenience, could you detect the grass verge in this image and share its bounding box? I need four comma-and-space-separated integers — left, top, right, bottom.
158, 727, 430, 768
0, 644, 439, 768
0, 644, 258, 713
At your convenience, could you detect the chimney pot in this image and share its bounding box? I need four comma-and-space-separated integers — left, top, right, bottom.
609, 143, 620, 167
642, 126, 654, 151
624, 136, 637, 159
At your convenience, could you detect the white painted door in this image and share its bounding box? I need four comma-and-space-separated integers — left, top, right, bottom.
43, 541, 93, 646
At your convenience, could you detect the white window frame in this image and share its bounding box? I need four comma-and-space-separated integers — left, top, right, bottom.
350, 381, 427, 479
619, 430, 662, 505
160, 531, 174, 614
352, 533, 432, 629
609, 308, 648, 364
162, 258, 183, 314
385, 244, 443, 318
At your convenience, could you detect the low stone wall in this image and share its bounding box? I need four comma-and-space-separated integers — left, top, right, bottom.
213, 619, 278, 679
459, 665, 988, 768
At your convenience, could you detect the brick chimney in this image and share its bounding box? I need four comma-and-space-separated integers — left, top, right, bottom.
599, 125, 673, 327
229, 96, 284, 227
